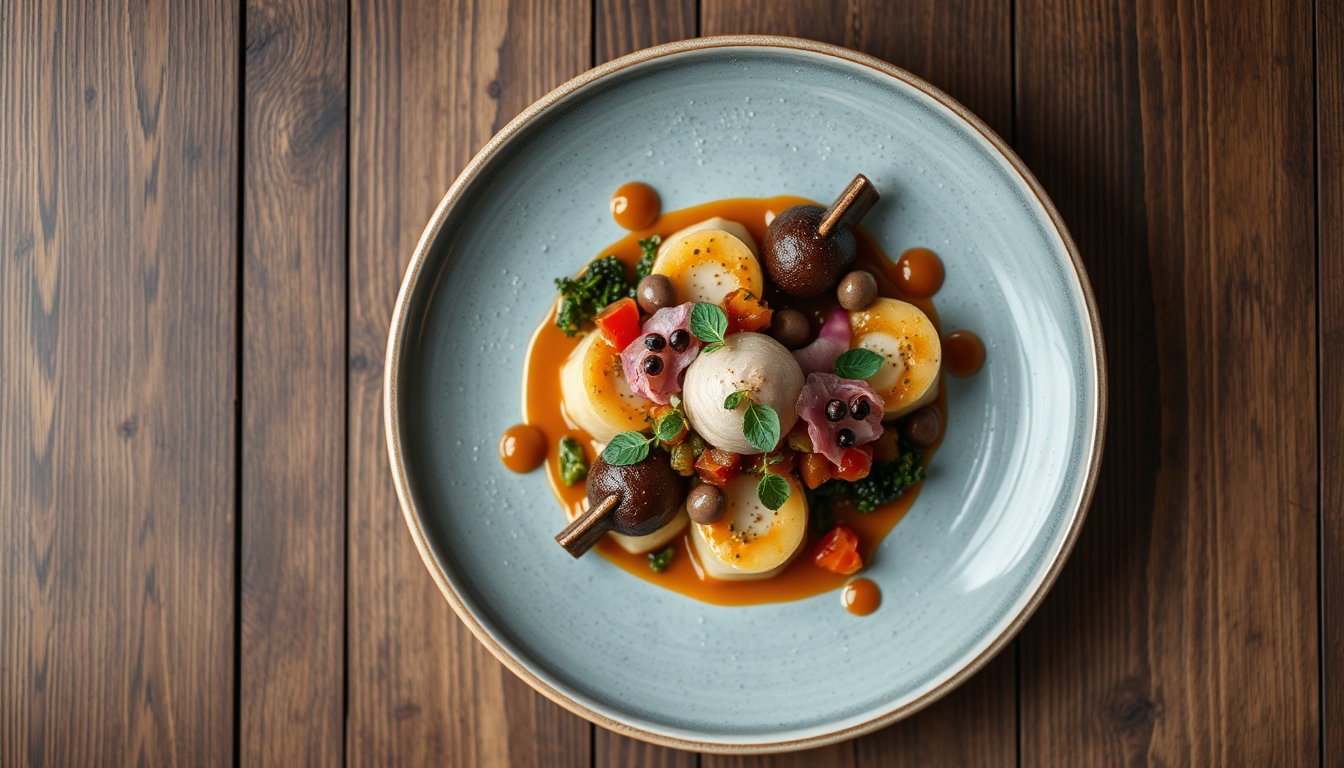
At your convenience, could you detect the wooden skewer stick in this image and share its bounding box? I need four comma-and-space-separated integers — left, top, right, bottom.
555, 494, 619, 558
817, 174, 880, 238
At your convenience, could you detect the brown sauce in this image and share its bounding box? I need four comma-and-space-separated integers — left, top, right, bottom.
894, 247, 945, 297
610, 182, 660, 230
842, 578, 882, 615
943, 330, 985, 377
523, 195, 946, 606
499, 423, 547, 473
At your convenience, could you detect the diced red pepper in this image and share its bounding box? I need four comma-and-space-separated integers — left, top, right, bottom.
722, 288, 773, 335
594, 297, 641, 350
813, 525, 863, 575
799, 452, 833, 489
694, 448, 741, 487
834, 446, 873, 482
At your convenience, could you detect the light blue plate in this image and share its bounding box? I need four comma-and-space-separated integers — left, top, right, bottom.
385, 36, 1105, 753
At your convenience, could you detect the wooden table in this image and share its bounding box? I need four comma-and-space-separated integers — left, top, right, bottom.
1, 0, 1338, 765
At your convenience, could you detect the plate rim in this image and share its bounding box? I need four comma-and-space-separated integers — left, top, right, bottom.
383, 34, 1108, 754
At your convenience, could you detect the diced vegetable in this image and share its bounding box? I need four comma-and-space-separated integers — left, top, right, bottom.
812, 525, 863, 575
594, 297, 641, 350
834, 446, 874, 482
786, 422, 814, 453
694, 447, 741, 487
647, 545, 676, 572
558, 436, 589, 486
722, 288, 773, 335
799, 452, 833, 489
687, 433, 707, 458
669, 442, 697, 476
554, 256, 632, 336
635, 235, 661, 282
746, 448, 797, 477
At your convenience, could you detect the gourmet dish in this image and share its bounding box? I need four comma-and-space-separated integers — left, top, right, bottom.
500, 176, 985, 613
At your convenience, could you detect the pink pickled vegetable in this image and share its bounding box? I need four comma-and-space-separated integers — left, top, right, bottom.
792, 307, 851, 375
621, 302, 702, 405
796, 372, 885, 465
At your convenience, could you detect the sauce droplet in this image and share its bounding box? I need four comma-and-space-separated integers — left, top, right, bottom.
499, 424, 547, 473
842, 578, 881, 615
943, 330, 985, 377
894, 247, 945, 297
610, 182, 660, 230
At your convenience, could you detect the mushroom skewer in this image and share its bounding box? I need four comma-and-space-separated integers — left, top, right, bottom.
555, 451, 688, 557
763, 174, 881, 298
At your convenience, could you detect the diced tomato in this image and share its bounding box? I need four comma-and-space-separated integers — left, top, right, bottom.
870, 428, 900, 464
813, 525, 863, 575
799, 452, 833, 489
694, 448, 741, 487
746, 448, 797, 477
722, 288, 773, 335
594, 297, 641, 350
834, 446, 874, 482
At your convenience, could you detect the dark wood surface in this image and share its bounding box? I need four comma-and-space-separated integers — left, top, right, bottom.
1, 0, 1335, 766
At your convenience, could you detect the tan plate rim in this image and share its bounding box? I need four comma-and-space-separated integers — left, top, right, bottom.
383, 34, 1108, 755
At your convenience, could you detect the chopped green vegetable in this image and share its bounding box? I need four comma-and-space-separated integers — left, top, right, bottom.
558, 436, 589, 486
602, 431, 653, 465
834, 348, 885, 380
688, 433, 707, 458
648, 545, 676, 572
806, 438, 925, 521
554, 256, 632, 336
669, 442, 697, 476
635, 235, 661, 282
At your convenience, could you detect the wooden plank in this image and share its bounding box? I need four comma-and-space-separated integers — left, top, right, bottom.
0, 1, 238, 765
1320, 0, 1343, 764
346, 1, 592, 765
595, 0, 696, 64
701, 1, 1016, 765
239, 0, 348, 763
1017, 0, 1319, 764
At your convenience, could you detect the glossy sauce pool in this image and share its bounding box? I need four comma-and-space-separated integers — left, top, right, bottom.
522, 196, 947, 606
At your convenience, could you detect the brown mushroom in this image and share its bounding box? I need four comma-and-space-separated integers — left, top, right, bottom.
762, 174, 880, 298
555, 450, 688, 557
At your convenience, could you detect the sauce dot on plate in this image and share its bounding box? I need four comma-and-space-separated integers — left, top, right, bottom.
895, 247, 945, 297
842, 578, 881, 615
499, 424, 547, 473
943, 330, 986, 377
610, 182, 660, 230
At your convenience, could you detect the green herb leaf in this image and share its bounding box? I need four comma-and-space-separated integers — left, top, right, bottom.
654, 410, 685, 442
690, 302, 728, 348
647, 545, 676, 572
558, 436, 589, 486
723, 390, 750, 410
834, 348, 885, 380
756, 473, 791, 511
702, 342, 724, 354
742, 402, 782, 453
602, 431, 653, 466
635, 235, 662, 282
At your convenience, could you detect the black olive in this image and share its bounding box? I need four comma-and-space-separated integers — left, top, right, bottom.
642, 355, 664, 375
644, 333, 666, 351
825, 399, 847, 422
836, 428, 857, 448
849, 396, 871, 420
669, 329, 690, 352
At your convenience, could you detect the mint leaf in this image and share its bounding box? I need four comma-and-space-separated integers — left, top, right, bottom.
690, 302, 728, 348
723, 390, 750, 410
834, 348, 885, 380
654, 410, 684, 442
757, 473, 791, 511
742, 402, 781, 453
602, 431, 653, 465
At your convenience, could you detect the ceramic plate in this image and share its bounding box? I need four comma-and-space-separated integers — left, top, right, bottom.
385, 36, 1105, 753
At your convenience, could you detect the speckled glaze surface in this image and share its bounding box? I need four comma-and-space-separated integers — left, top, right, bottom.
385, 37, 1105, 753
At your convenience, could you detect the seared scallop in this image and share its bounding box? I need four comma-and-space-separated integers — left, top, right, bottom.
559, 331, 654, 442
689, 475, 807, 580
652, 228, 763, 306
847, 298, 941, 419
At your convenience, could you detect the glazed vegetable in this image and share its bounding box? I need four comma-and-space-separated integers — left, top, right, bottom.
807, 439, 925, 514
694, 447, 741, 487
647, 545, 676, 572
635, 235, 661, 282
812, 525, 863, 575
558, 436, 589, 486
554, 256, 632, 336
722, 288, 773, 335
594, 297, 641, 350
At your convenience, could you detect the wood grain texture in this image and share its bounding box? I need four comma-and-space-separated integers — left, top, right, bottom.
0, 1, 238, 766
704, 743, 853, 768
596, 0, 696, 64
1017, 0, 1319, 764
240, 0, 348, 764
701, 1, 1017, 765
347, 0, 591, 765
1320, 1, 1343, 764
